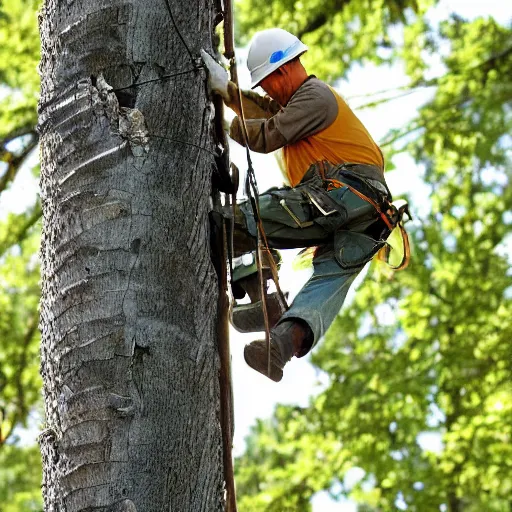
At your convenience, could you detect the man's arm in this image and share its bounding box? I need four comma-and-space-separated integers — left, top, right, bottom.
199, 52, 336, 154
226, 82, 287, 151
199, 50, 281, 146
229, 79, 338, 154
225, 82, 281, 119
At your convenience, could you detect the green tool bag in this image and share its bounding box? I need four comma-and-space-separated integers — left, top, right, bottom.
266, 187, 314, 229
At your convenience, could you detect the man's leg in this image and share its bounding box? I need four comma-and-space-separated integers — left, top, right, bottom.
278, 244, 365, 354
230, 190, 329, 333
234, 185, 380, 380
243, 244, 365, 381
230, 250, 284, 333
241, 190, 380, 381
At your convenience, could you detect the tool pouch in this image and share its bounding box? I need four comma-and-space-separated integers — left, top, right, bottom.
303, 182, 339, 216
267, 187, 314, 228
334, 230, 385, 269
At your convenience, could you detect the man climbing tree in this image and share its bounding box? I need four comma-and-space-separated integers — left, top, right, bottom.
202, 28, 408, 382
38, 0, 233, 510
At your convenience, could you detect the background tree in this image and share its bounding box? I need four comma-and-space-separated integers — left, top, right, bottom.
0, 0, 41, 446
37, 0, 228, 509
0, 1, 43, 508
0, 444, 42, 512
234, 0, 437, 80
234, 6, 512, 512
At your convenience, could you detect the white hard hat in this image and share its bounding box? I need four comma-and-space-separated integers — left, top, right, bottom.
247, 28, 308, 88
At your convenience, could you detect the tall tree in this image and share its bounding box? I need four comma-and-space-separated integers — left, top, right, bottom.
38, 0, 229, 510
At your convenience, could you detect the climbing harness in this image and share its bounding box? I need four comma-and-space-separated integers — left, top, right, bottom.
315, 161, 411, 270
277, 161, 411, 271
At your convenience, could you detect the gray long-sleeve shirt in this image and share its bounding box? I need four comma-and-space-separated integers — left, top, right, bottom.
229, 77, 338, 153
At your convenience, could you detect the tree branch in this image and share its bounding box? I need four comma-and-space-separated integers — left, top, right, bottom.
0, 201, 42, 257
0, 127, 37, 148
0, 131, 39, 194
297, 0, 349, 39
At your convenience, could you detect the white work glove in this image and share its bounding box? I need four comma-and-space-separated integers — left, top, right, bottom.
200, 49, 229, 101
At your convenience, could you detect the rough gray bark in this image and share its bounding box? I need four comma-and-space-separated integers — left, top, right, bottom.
38, 1, 226, 510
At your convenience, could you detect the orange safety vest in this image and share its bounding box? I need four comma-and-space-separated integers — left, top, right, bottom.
282, 86, 384, 187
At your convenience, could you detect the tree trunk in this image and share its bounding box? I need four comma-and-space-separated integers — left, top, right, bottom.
38, 1, 226, 510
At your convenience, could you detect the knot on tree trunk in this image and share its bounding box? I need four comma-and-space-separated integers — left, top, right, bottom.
91, 74, 149, 155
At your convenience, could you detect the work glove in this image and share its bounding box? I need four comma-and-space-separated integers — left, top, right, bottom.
200, 49, 229, 101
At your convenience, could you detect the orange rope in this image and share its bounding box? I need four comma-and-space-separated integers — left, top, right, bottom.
224, 10, 287, 378
326, 178, 395, 230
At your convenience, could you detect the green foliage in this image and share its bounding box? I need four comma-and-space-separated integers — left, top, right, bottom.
235, 6, 512, 512
0, 0, 41, 446
234, 0, 436, 81
396, 17, 512, 168
0, 224, 41, 444
0, 0, 40, 139
236, 405, 348, 511
0, 443, 43, 511
0, 0, 42, 507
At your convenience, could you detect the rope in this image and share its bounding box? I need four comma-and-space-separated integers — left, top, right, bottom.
209, 4, 238, 512
148, 134, 218, 156
226, 57, 288, 375
224, 61, 288, 356
113, 67, 199, 91
163, 0, 197, 64
223, 4, 287, 313
223, 0, 289, 385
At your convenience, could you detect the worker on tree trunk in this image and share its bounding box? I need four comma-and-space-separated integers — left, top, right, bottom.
202, 28, 401, 382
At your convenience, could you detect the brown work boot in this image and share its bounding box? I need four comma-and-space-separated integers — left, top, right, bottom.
244, 320, 313, 382
230, 292, 283, 333
244, 339, 286, 382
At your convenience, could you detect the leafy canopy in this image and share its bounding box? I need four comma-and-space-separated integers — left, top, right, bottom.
235, 0, 437, 81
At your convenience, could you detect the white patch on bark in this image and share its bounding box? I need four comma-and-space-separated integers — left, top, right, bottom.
111, 499, 137, 512
93, 74, 119, 122
119, 107, 150, 156
58, 142, 128, 187
92, 74, 149, 156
